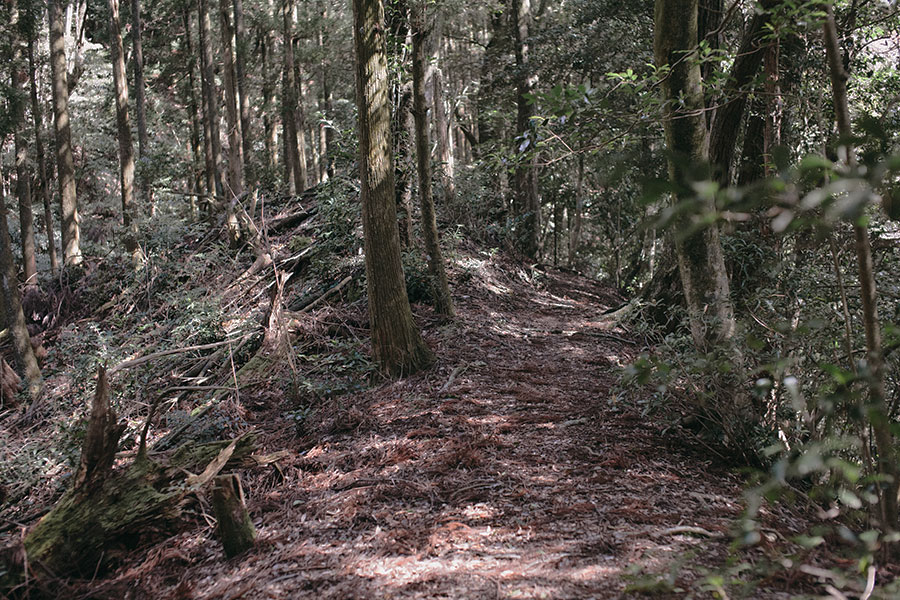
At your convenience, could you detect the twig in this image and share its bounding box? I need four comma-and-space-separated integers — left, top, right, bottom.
439, 364, 468, 394
108, 332, 257, 375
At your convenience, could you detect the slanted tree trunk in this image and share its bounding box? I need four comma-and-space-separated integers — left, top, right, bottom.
353, 0, 435, 376
412, 3, 454, 317
131, 0, 152, 215
48, 0, 82, 266
10, 0, 38, 288
823, 3, 898, 530
281, 0, 304, 193
0, 166, 42, 400
511, 0, 541, 259
654, 0, 735, 351
108, 0, 142, 266
28, 38, 59, 276
708, 5, 774, 185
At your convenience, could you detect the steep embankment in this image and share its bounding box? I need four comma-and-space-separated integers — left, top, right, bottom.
86, 253, 751, 599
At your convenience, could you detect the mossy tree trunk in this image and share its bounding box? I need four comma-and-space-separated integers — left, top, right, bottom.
352, 0, 435, 376
654, 0, 736, 352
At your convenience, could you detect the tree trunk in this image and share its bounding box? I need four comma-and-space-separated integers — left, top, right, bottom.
182, 7, 205, 216
432, 66, 455, 206
199, 0, 227, 205
260, 21, 278, 171
221, 0, 245, 201
412, 4, 454, 317
352, 0, 435, 376
108, 0, 142, 266
823, 3, 898, 530
48, 0, 82, 266
511, 0, 540, 259
293, 51, 310, 191
708, 6, 773, 185
27, 38, 59, 276
654, 0, 735, 351
131, 0, 152, 214
232, 0, 253, 185
281, 0, 304, 193
0, 168, 42, 400
568, 155, 584, 268
10, 0, 38, 287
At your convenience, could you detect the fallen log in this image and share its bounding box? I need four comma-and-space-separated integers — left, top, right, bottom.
1, 367, 255, 592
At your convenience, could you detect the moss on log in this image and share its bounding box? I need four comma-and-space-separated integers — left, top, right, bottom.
1, 433, 255, 590
211, 474, 256, 557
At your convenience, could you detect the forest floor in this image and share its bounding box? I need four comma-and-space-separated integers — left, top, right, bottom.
61, 251, 794, 600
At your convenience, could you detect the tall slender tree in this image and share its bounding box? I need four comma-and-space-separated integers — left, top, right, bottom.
281, 0, 305, 193
10, 0, 37, 287
48, 0, 82, 266
411, 2, 454, 317
232, 0, 253, 184
822, 2, 898, 530
199, 0, 227, 205
28, 37, 59, 276
131, 0, 151, 214
353, 0, 434, 375
107, 0, 141, 265
511, 0, 540, 259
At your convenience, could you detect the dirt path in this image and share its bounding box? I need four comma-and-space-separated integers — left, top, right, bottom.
119, 259, 748, 599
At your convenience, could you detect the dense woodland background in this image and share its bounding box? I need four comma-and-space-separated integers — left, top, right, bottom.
1, 0, 900, 597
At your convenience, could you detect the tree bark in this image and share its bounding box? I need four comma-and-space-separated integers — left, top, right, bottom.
293, 49, 310, 190
353, 0, 435, 376
48, 0, 82, 266
27, 38, 59, 276
412, 3, 454, 317
823, 3, 898, 530
10, 0, 38, 287
108, 0, 142, 266
654, 0, 736, 351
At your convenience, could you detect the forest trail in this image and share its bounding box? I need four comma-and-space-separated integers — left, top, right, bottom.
117, 256, 749, 599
